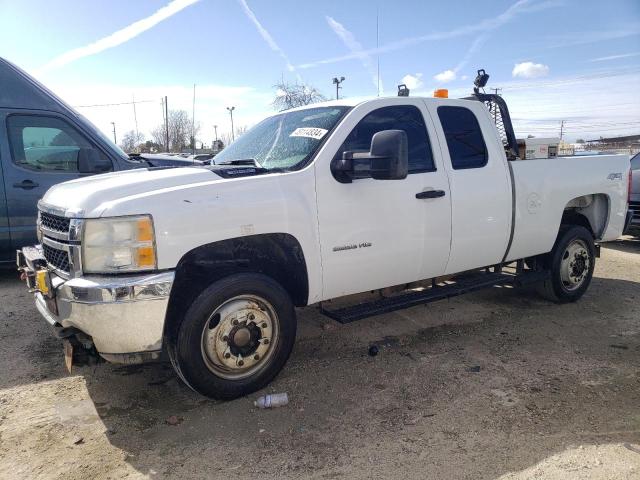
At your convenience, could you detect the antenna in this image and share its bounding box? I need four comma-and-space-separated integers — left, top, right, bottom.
376, 6, 380, 96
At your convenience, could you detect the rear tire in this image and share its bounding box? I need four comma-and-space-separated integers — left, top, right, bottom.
168, 273, 297, 400
536, 225, 595, 303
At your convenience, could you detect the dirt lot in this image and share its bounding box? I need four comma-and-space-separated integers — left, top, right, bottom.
1, 239, 639, 479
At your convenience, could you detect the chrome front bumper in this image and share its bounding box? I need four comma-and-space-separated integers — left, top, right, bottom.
20, 247, 174, 361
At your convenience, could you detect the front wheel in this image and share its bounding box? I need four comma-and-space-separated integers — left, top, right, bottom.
169, 273, 297, 400
536, 225, 596, 303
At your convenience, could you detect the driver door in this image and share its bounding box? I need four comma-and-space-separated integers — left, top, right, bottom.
1, 112, 112, 248
314, 99, 452, 300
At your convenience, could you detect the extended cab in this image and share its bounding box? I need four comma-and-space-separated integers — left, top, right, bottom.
17, 74, 630, 399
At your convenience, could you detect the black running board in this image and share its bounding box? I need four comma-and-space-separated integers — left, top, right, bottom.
320, 269, 549, 324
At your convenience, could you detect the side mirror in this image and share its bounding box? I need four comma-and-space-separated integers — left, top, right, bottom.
332, 129, 408, 182
368, 130, 408, 180
77, 148, 112, 173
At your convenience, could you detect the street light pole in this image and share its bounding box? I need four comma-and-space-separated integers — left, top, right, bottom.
110, 122, 117, 144
227, 107, 235, 142
332, 76, 345, 100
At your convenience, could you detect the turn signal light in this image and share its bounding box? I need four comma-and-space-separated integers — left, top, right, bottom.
434, 89, 449, 98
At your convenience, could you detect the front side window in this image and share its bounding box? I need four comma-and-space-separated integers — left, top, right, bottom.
213, 106, 350, 170
335, 105, 435, 174
437, 106, 488, 170
7, 115, 112, 173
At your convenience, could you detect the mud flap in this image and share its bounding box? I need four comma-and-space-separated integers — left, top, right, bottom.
63, 339, 74, 373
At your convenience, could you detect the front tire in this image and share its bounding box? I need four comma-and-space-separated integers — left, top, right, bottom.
536, 225, 596, 303
169, 273, 297, 400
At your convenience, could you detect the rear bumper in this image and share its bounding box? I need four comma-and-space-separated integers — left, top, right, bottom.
623, 208, 636, 235
18, 246, 174, 361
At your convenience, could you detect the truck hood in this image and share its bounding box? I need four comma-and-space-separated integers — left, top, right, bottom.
40, 167, 220, 217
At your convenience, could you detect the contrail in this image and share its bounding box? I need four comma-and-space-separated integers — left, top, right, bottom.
299, 0, 558, 70
326, 16, 383, 94
40, 0, 201, 72
237, 0, 295, 73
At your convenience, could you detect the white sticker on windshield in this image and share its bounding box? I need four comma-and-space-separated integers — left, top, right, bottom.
289, 127, 328, 140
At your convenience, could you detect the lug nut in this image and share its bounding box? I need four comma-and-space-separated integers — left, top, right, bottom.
248, 313, 255, 320
261, 323, 268, 328
224, 352, 231, 359
232, 319, 239, 326
263, 339, 270, 345
222, 335, 229, 342
254, 354, 260, 360
238, 360, 244, 366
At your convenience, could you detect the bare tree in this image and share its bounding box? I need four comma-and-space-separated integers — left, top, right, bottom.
272, 81, 326, 111
168, 110, 190, 152
220, 125, 248, 148
150, 125, 166, 150
120, 130, 145, 153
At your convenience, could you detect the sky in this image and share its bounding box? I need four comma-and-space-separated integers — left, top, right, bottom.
1, 0, 639, 144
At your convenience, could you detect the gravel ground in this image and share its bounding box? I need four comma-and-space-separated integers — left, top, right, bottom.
0, 238, 639, 479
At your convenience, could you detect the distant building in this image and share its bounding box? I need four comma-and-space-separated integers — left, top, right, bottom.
586, 134, 640, 154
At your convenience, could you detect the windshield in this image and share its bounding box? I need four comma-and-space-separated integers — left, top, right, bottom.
214, 106, 350, 170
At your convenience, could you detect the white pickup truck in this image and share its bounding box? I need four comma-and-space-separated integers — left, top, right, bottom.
18, 74, 631, 399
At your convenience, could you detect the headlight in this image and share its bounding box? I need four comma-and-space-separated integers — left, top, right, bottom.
82, 215, 157, 273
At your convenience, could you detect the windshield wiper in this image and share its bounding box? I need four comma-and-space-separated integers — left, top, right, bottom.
218, 158, 265, 168
127, 153, 154, 167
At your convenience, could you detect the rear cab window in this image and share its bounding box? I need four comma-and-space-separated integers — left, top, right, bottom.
437, 106, 488, 170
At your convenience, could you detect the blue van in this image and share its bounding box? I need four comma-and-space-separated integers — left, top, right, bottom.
0, 57, 198, 265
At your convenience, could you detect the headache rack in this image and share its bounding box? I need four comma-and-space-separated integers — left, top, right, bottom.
464, 69, 520, 161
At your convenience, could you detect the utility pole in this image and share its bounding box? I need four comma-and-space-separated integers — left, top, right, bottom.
213, 124, 218, 151
192, 84, 196, 155
227, 107, 235, 142
164, 96, 169, 152
560, 120, 565, 139
332, 76, 345, 100
110, 122, 116, 144
132, 94, 139, 140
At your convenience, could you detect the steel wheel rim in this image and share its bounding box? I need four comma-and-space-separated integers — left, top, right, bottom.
200, 294, 279, 380
560, 239, 591, 291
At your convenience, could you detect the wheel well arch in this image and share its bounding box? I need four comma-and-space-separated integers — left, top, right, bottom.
561, 193, 610, 238
164, 233, 309, 344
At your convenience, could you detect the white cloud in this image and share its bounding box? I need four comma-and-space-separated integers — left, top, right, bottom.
512, 62, 550, 78
434, 70, 457, 83
326, 16, 383, 94
401, 73, 423, 90
237, 0, 295, 73
39, 0, 200, 72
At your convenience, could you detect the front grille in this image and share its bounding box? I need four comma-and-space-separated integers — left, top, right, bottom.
42, 243, 70, 273
40, 212, 70, 233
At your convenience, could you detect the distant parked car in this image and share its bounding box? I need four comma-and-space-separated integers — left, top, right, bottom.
628, 152, 640, 231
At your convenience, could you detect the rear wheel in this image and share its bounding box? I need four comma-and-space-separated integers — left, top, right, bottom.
169, 273, 297, 399
536, 225, 595, 303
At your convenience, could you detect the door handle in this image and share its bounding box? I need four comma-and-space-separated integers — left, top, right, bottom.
416, 189, 446, 199
13, 180, 40, 190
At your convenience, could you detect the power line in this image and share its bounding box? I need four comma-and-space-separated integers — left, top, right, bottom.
74, 100, 155, 108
